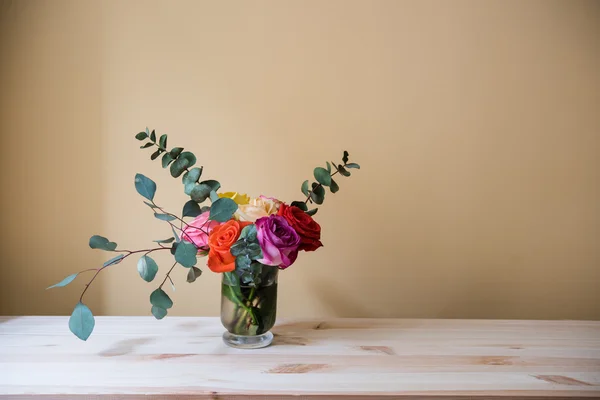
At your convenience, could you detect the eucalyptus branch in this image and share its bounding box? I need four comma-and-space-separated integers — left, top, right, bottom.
159, 261, 178, 289
304, 169, 340, 205
152, 201, 210, 236
78, 247, 170, 302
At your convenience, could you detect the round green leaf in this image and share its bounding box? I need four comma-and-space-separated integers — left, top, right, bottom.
161, 153, 174, 168
314, 167, 332, 187
170, 157, 190, 178
154, 213, 177, 222
306, 208, 318, 216
69, 302, 95, 341
137, 255, 159, 282
330, 178, 339, 193
134, 173, 157, 201
301, 180, 309, 196
89, 235, 117, 251
209, 197, 238, 222
345, 162, 360, 169
310, 183, 325, 205
182, 200, 202, 218
178, 151, 196, 168
103, 254, 124, 267
175, 241, 198, 267
201, 180, 221, 192
190, 184, 212, 203
337, 165, 351, 177
150, 288, 173, 309
135, 131, 148, 140
47, 273, 79, 289
151, 305, 168, 320
291, 201, 308, 211
170, 147, 184, 158
159, 134, 167, 149
187, 266, 202, 283
150, 129, 156, 142
182, 167, 203, 185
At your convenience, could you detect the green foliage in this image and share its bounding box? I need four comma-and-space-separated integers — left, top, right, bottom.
89, 235, 117, 251
143, 201, 157, 209
150, 130, 156, 142
178, 151, 197, 168
153, 237, 175, 244
182, 200, 202, 218
326, 161, 332, 173
170, 157, 190, 178
187, 266, 202, 283
342, 150, 349, 164
103, 254, 124, 267
154, 213, 176, 222
161, 153, 174, 168
190, 184, 212, 203
69, 302, 95, 341
301, 180, 309, 196
311, 183, 325, 204
47, 273, 79, 289
330, 179, 339, 193
291, 201, 308, 211
202, 180, 221, 192
338, 165, 351, 177
230, 225, 264, 286
182, 167, 202, 185
135, 131, 148, 140
306, 208, 318, 216
159, 134, 167, 149
151, 305, 167, 320
140, 142, 154, 149
314, 167, 331, 186
209, 197, 237, 222
209, 191, 219, 203
174, 241, 198, 267
137, 255, 159, 282
345, 162, 360, 169
150, 288, 173, 309
151, 149, 162, 160
134, 173, 157, 201
171, 226, 181, 242
169, 147, 184, 158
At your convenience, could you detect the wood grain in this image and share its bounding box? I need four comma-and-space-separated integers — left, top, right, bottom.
0, 317, 599, 399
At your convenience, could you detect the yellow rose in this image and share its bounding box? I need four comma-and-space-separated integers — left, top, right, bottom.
218, 192, 250, 205
236, 196, 282, 222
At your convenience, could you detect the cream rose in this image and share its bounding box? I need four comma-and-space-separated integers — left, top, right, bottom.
236, 195, 282, 222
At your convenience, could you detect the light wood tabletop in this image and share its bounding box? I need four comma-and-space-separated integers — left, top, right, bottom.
0, 317, 599, 399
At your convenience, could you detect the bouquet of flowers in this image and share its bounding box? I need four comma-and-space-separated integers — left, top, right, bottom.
48, 129, 359, 347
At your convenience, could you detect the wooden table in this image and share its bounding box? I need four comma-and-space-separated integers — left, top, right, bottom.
1, 317, 599, 399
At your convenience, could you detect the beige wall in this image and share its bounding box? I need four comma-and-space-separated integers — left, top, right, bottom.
1, 0, 599, 320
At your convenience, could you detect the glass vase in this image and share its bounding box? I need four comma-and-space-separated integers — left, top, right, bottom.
220, 265, 278, 349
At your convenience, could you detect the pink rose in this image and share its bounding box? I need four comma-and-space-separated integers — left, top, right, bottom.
181, 212, 222, 249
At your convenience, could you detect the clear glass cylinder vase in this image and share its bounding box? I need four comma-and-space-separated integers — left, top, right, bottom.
220, 265, 278, 349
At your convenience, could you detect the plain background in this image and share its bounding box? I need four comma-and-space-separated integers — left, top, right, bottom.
1, 0, 598, 320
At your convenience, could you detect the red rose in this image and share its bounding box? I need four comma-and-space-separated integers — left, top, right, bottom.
277, 203, 323, 252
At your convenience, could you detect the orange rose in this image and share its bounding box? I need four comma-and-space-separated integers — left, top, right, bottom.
207, 220, 252, 273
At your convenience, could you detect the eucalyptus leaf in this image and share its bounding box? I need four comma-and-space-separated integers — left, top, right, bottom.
89, 235, 117, 251
291, 201, 308, 211
135, 131, 148, 140
190, 184, 212, 203
182, 167, 203, 185
171, 226, 181, 243
174, 241, 198, 267
345, 162, 360, 169
154, 237, 175, 244
169, 147, 184, 158
103, 254, 124, 267
150, 288, 173, 309
134, 173, 156, 201
314, 167, 331, 186
306, 208, 318, 216
161, 153, 174, 168
326, 161, 332, 173
209, 191, 219, 202
209, 198, 237, 222
137, 255, 159, 282
187, 266, 202, 283
201, 180, 221, 192
182, 200, 202, 218
170, 157, 190, 178
301, 180, 309, 197
150, 149, 161, 160
310, 183, 325, 205
338, 165, 351, 177
151, 305, 167, 320
201, 206, 211, 213
140, 142, 154, 149
184, 183, 196, 196
330, 178, 339, 193
159, 134, 167, 149
154, 213, 177, 222
342, 150, 349, 164
69, 302, 95, 341
47, 273, 79, 289
143, 201, 157, 208
150, 129, 156, 142
178, 151, 196, 168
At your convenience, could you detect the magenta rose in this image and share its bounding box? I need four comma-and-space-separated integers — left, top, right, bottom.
255, 215, 300, 269
181, 211, 222, 249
